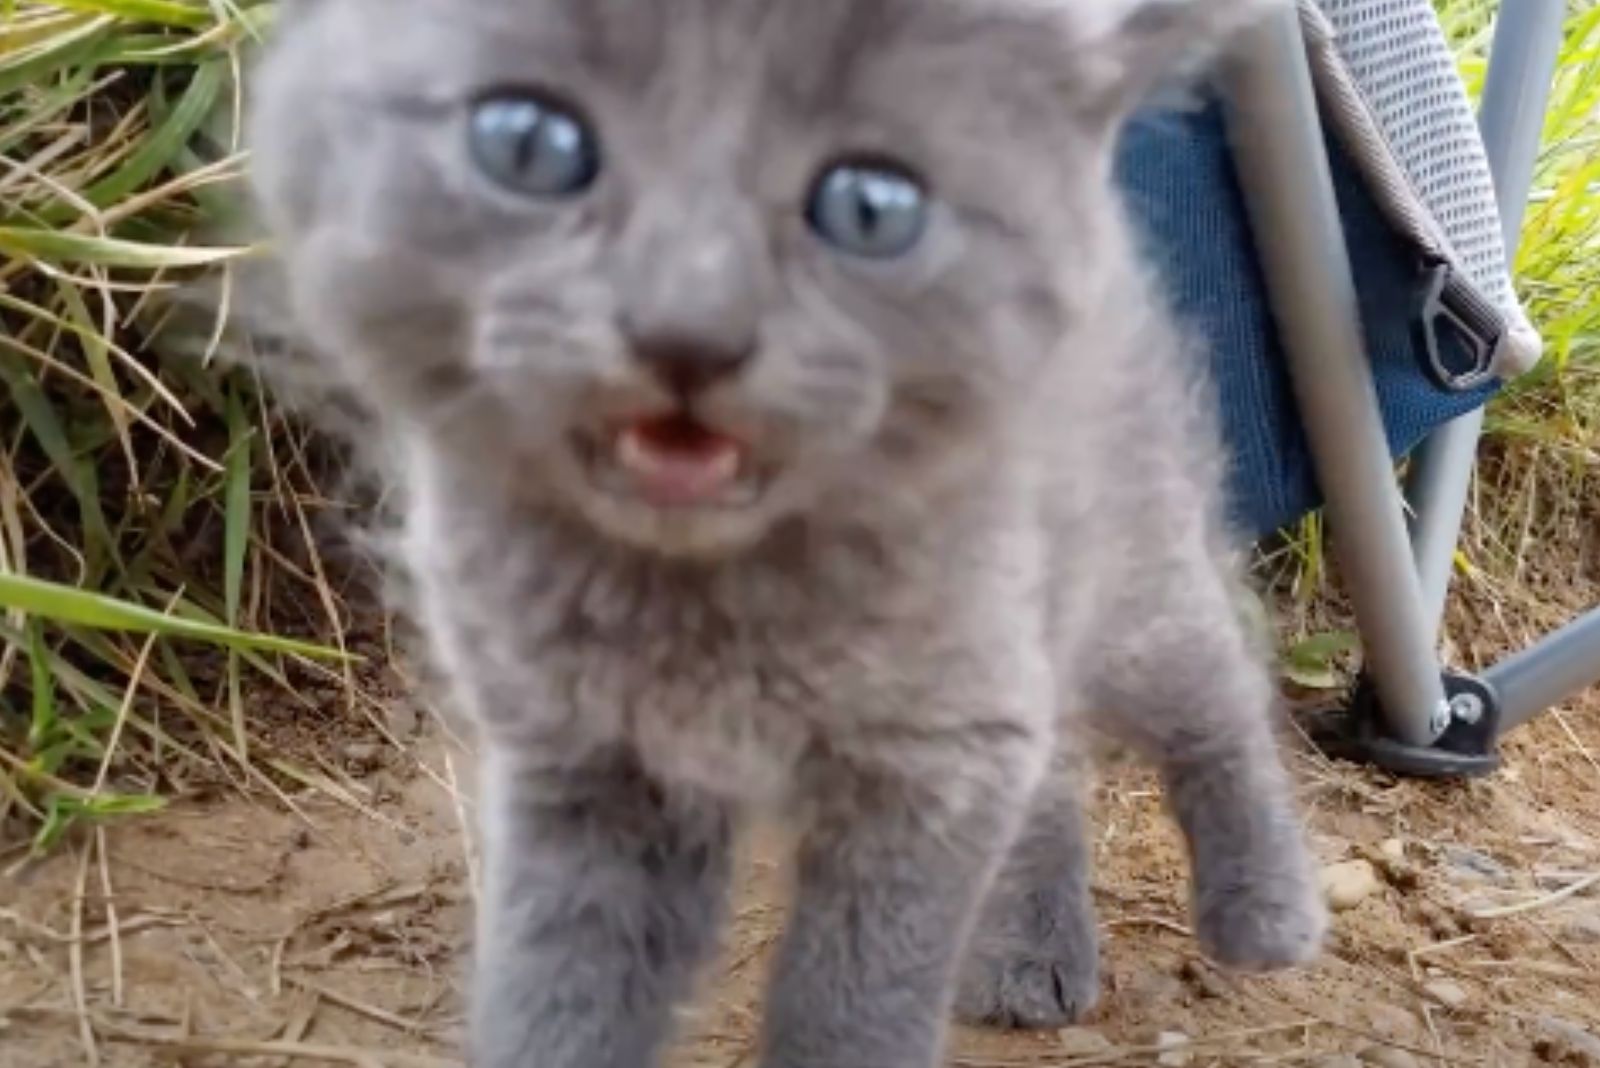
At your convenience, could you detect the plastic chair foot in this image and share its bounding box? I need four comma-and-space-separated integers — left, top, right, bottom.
1298, 671, 1502, 779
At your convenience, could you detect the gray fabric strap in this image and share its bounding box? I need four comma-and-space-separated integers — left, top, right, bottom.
1299, 0, 1542, 377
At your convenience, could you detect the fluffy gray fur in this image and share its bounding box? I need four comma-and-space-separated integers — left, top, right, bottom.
246, 0, 1326, 1064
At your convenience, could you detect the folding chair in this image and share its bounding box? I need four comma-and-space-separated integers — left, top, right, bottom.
1115, 0, 1599, 777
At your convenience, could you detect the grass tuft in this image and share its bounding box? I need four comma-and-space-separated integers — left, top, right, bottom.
0, 0, 356, 852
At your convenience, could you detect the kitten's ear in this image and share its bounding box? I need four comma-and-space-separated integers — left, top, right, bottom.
1053, 0, 1281, 121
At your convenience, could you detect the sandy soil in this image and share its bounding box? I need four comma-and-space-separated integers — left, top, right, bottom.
6, 681, 1600, 1068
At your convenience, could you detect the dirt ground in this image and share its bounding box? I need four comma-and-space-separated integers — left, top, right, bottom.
6, 681, 1600, 1068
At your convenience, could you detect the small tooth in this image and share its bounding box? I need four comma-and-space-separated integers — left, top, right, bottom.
616, 429, 656, 474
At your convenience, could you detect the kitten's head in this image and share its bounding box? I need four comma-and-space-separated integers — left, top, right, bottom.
249, 0, 1268, 557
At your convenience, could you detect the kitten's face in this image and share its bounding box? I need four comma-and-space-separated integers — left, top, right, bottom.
250, 0, 1261, 557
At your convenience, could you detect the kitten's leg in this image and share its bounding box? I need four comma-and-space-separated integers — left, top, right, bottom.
953, 763, 1099, 1028
1089, 567, 1326, 971
471, 747, 732, 1068
761, 762, 1038, 1068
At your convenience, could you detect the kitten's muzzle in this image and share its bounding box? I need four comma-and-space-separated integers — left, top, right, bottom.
571, 315, 772, 512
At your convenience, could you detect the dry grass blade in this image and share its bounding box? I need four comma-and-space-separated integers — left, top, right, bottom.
282, 975, 445, 1038
1467, 870, 1600, 920
99, 1021, 465, 1068
68, 844, 99, 1066
954, 1021, 1324, 1068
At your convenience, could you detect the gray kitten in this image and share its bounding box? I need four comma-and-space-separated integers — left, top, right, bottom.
246, 0, 1326, 1065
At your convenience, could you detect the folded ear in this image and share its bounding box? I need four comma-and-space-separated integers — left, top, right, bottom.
1033, 0, 1282, 122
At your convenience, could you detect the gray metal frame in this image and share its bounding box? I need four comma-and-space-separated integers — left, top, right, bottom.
1222, 1, 1600, 757
1221, 4, 1453, 748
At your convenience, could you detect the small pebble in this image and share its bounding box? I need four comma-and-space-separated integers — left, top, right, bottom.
1179, 958, 1229, 999
1321, 859, 1382, 912
341, 741, 385, 768
1423, 979, 1468, 1010
1365, 1004, 1420, 1041
1308, 1055, 1361, 1068
1057, 1028, 1114, 1057
1359, 1047, 1420, 1068
1409, 898, 1460, 940
1155, 1031, 1192, 1067
1532, 1016, 1600, 1066
1379, 838, 1406, 862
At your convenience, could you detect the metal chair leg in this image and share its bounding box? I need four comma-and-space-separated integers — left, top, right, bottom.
1220, 5, 1451, 751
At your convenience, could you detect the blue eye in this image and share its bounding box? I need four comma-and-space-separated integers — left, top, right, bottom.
468, 93, 600, 198
806, 162, 928, 259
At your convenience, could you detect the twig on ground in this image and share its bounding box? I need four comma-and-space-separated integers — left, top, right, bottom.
0, 906, 184, 946
437, 739, 480, 906
99, 1021, 463, 1068
952, 1019, 1321, 1068
194, 917, 265, 1002
94, 827, 123, 1009
1458, 958, 1600, 980
1104, 915, 1194, 938
1551, 707, 1600, 780
1528, 914, 1595, 973
1407, 934, 1477, 980
283, 974, 440, 1036
269, 991, 324, 1068
69, 845, 99, 1066
1468, 871, 1600, 920
271, 935, 289, 997
1421, 1003, 1446, 1064
1234, 985, 1489, 1066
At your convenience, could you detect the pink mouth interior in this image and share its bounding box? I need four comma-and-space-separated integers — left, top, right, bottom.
613, 415, 745, 505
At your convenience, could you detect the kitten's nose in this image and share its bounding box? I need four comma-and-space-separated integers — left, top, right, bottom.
621, 322, 755, 396
616, 197, 765, 396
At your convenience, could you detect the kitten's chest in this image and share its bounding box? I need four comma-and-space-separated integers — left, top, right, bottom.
410, 498, 1052, 803
420, 538, 894, 802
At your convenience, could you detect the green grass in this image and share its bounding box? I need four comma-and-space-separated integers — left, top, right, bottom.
1457, 4, 1600, 617
1442, 1, 1600, 444
0, 0, 357, 852
1, 0, 1597, 846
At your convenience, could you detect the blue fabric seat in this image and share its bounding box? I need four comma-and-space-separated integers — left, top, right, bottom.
1114, 98, 1500, 538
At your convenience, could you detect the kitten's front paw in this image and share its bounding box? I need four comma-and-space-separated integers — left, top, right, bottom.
954, 948, 1100, 1028
954, 885, 1100, 1032
954, 815, 1101, 1030
1193, 866, 1327, 972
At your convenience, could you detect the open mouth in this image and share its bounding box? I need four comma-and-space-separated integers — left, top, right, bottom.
581, 414, 762, 508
